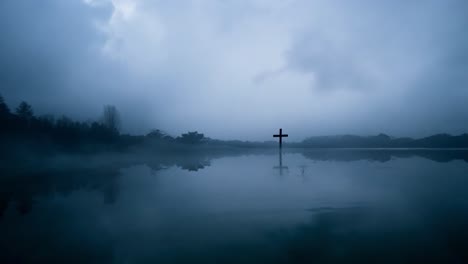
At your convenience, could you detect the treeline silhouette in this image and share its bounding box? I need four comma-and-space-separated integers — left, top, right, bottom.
0, 95, 127, 153
0, 94, 222, 155
2, 94, 468, 155
299, 133, 468, 148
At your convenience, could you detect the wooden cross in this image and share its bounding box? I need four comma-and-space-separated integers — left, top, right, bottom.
273, 128, 288, 148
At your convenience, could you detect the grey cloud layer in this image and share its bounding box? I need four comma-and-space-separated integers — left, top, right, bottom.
0, 0, 467, 140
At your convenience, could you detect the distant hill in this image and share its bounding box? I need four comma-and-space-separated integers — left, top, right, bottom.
300, 133, 468, 148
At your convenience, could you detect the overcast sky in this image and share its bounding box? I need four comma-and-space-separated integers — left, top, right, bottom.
0, 0, 467, 140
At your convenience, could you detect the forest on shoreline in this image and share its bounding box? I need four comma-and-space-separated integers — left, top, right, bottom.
1, 94, 468, 157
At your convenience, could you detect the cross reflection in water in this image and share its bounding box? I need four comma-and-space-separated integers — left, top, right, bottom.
273, 149, 289, 176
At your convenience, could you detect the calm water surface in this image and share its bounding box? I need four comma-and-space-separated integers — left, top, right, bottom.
1, 150, 468, 263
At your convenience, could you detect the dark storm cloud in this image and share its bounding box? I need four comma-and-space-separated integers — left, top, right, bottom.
0, 0, 467, 139
0, 0, 107, 100
0, 0, 153, 132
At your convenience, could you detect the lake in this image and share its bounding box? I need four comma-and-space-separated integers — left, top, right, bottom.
1, 149, 468, 263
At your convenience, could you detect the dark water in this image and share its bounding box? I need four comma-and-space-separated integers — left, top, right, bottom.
1, 149, 468, 263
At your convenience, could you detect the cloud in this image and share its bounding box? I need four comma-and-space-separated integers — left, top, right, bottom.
0, 0, 467, 139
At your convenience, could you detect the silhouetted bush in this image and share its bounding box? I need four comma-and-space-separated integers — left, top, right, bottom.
177, 131, 206, 144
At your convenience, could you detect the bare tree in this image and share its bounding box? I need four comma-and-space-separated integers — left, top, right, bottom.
101, 105, 121, 132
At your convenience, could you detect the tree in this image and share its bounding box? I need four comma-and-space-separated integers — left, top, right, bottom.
101, 105, 120, 132
147, 129, 165, 139
0, 95, 10, 118
56, 116, 74, 128
0, 95, 11, 134
147, 129, 174, 141
177, 131, 206, 144
16, 101, 34, 120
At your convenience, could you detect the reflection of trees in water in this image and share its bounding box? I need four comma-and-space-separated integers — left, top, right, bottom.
177, 159, 211, 171
144, 154, 213, 172
0, 167, 122, 217
17, 197, 33, 215
300, 149, 468, 163
1, 149, 468, 218
0, 151, 236, 218
0, 196, 9, 218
